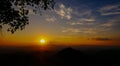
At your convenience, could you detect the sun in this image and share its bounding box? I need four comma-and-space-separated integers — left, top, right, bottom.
40, 39, 46, 44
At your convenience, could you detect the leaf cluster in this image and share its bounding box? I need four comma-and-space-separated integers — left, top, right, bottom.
0, 0, 55, 33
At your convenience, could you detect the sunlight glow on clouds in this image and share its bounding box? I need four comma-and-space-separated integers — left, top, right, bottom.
62, 28, 97, 34
80, 18, 96, 22
55, 4, 73, 20
69, 22, 83, 25
45, 17, 57, 22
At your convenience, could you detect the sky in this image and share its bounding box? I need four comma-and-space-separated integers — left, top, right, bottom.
0, 0, 120, 46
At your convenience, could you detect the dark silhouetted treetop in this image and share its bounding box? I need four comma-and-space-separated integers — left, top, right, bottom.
0, 0, 55, 33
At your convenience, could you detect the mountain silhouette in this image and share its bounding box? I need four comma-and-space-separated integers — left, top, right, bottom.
57, 47, 85, 59
52, 47, 86, 65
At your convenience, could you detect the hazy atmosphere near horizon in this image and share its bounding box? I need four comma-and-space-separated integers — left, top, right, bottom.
0, 0, 120, 47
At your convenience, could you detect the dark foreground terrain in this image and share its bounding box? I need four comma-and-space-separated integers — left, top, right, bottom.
0, 46, 120, 66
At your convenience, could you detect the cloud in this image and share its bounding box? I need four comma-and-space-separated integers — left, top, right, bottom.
69, 22, 83, 25
101, 12, 120, 16
101, 22, 114, 27
66, 6, 96, 26
100, 17, 120, 28
62, 28, 80, 33
45, 17, 56, 22
92, 37, 113, 41
68, 18, 96, 26
72, 5, 94, 19
55, 4, 73, 20
99, 4, 120, 15
62, 28, 97, 34
80, 18, 96, 22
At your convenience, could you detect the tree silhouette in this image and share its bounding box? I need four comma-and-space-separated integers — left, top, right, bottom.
0, 0, 55, 33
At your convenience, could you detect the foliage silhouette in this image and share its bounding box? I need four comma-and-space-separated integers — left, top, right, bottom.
0, 0, 55, 33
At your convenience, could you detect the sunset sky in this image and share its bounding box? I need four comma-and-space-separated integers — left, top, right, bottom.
0, 0, 120, 46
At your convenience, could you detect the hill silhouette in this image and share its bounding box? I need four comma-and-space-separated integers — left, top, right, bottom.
57, 47, 83, 56
50, 47, 88, 66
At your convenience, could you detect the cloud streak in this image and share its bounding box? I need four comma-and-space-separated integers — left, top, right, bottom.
99, 4, 120, 15
62, 28, 97, 34
92, 37, 113, 41
45, 17, 56, 22
100, 17, 120, 28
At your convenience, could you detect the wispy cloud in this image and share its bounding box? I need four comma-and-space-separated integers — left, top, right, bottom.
66, 5, 96, 26
100, 17, 120, 28
101, 22, 114, 27
62, 28, 81, 33
69, 22, 83, 25
45, 17, 56, 22
55, 4, 73, 20
99, 4, 120, 15
73, 7, 92, 18
79, 18, 96, 22
62, 28, 97, 34
92, 37, 113, 41
68, 18, 95, 26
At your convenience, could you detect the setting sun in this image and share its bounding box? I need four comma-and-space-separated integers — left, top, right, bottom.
40, 39, 46, 44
